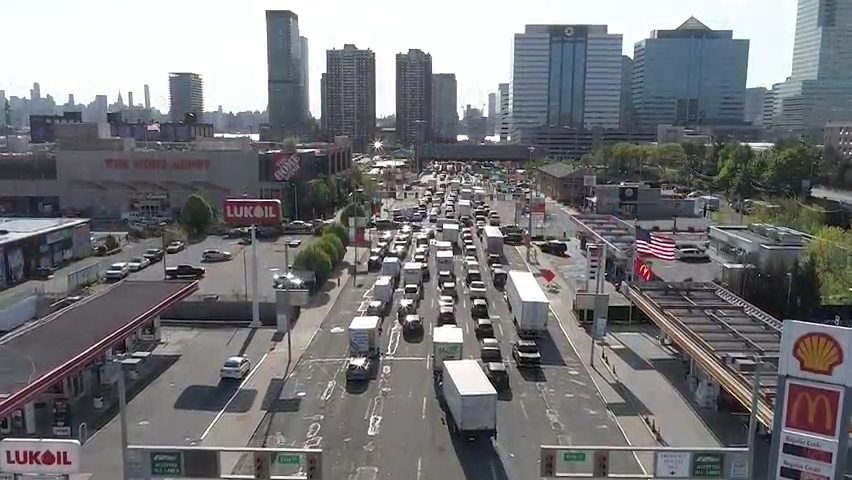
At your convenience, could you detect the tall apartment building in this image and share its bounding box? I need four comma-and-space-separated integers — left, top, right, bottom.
487, 93, 497, 136
744, 87, 767, 126
772, 0, 852, 136
320, 74, 328, 133
168, 73, 204, 123
762, 86, 778, 128
143, 84, 151, 110
396, 49, 433, 145
631, 17, 749, 126
620, 56, 633, 129
324, 44, 377, 151
300, 36, 310, 119
432, 73, 458, 143
266, 10, 305, 137
497, 83, 510, 141
509, 24, 623, 142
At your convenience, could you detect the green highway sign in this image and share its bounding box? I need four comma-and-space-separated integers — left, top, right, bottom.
691, 453, 724, 478
563, 452, 587, 462
150, 451, 182, 476
276, 453, 302, 465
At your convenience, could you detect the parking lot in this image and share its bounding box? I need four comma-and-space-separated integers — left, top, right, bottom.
228, 182, 643, 480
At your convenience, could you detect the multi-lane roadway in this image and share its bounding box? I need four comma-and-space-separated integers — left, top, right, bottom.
228, 184, 644, 480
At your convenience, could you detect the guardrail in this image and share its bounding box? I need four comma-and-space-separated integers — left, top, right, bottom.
623, 284, 775, 428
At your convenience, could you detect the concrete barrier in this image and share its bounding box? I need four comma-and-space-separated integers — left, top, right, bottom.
67, 263, 103, 294
160, 301, 280, 325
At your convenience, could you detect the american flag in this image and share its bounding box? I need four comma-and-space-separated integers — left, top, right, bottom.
635, 226, 676, 260
272, 152, 301, 181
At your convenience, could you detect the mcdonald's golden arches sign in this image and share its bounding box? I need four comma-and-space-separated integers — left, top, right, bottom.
783, 381, 842, 438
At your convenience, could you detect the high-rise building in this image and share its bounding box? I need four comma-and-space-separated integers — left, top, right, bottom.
631, 17, 749, 126
487, 92, 497, 136
509, 24, 623, 141
320, 73, 328, 133
301, 36, 310, 118
432, 73, 458, 143
497, 83, 510, 141
763, 86, 778, 128
772, 0, 852, 135
144, 84, 151, 109
324, 44, 376, 151
744, 87, 767, 126
396, 49, 433, 145
128, 91, 134, 108
266, 10, 305, 137
620, 56, 633, 129
168, 73, 204, 122
31, 83, 41, 101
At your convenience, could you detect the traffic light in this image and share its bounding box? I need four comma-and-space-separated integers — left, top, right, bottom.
253, 452, 270, 479
305, 451, 323, 480
593, 450, 609, 477
539, 447, 556, 477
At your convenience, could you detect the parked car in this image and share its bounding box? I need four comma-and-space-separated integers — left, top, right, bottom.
126, 257, 151, 272
202, 249, 232, 262
143, 248, 164, 263
105, 262, 130, 280
540, 240, 568, 256
166, 241, 185, 254
675, 247, 710, 262
220, 356, 251, 380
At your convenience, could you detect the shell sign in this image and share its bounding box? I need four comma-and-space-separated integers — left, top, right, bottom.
779, 320, 852, 387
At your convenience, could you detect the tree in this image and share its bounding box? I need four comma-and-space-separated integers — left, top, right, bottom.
293, 244, 334, 287
323, 221, 348, 246
319, 233, 345, 262
339, 202, 366, 228
806, 225, 852, 302
761, 140, 819, 195
104, 234, 119, 251
179, 194, 213, 236
716, 142, 756, 200
306, 178, 332, 217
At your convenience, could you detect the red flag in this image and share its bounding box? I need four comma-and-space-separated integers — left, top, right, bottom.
634, 257, 653, 281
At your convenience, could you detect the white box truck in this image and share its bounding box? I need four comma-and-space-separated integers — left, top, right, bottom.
443, 223, 460, 244
435, 240, 453, 253
349, 316, 381, 358
381, 257, 401, 286
483, 226, 504, 255
373, 276, 394, 305
505, 270, 550, 337
460, 188, 472, 201
436, 250, 454, 273
441, 360, 498, 438
457, 200, 471, 218
432, 325, 464, 371
403, 262, 423, 301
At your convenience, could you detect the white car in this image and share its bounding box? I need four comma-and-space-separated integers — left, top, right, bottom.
202, 249, 232, 262
105, 262, 130, 280
675, 247, 710, 261
220, 356, 251, 381
469, 281, 488, 299
439, 296, 454, 308
166, 241, 184, 254
126, 257, 150, 272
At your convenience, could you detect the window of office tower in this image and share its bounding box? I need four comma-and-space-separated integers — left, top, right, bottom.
547, 25, 587, 129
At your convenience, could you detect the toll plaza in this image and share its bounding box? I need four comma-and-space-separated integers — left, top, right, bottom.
0, 280, 198, 440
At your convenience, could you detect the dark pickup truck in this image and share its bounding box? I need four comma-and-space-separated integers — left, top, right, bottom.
166, 264, 206, 279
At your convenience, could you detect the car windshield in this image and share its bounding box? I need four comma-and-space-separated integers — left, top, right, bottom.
518, 343, 538, 353
130, 258, 143, 263
404, 286, 418, 294
145, 249, 159, 255
223, 360, 240, 368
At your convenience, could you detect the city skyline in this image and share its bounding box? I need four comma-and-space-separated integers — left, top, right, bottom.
0, 0, 797, 117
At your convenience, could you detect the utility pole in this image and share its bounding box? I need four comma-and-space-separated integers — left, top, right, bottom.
526, 146, 535, 264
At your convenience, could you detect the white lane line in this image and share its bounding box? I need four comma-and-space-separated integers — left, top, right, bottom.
496, 322, 503, 337
421, 398, 427, 419
200, 352, 269, 441
416, 457, 423, 480
519, 399, 529, 420
516, 250, 650, 477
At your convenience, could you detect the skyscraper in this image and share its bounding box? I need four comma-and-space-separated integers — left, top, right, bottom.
631, 17, 749, 126
266, 10, 305, 137
300, 36, 310, 119
168, 73, 204, 122
620, 56, 633, 129
772, 0, 852, 135
320, 73, 328, 133
509, 24, 623, 142
432, 73, 458, 143
396, 49, 433, 145
144, 84, 151, 109
128, 91, 134, 108
497, 83, 510, 141
744, 87, 767, 126
324, 44, 376, 151
487, 92, 497, 136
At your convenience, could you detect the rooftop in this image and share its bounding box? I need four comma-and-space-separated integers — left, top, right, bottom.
0, 217, 89, 247
536, 162, 579, 179
0, 280, 196, 398
711, 224, 811, 250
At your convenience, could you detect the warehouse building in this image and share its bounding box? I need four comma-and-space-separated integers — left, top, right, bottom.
0, 218, 91, 290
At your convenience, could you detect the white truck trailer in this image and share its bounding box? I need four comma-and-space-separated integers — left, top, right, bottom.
381, 257, 401, 286
432, 325, 464, 371
442, 223, 460, 244
483, 226, 504, 255
402, 262, 424, 300
505, 270, 550, 337
441, 360, 498, 438
436, 250, 454, 273
349, 316, 381, 358
457, 200, 471, 219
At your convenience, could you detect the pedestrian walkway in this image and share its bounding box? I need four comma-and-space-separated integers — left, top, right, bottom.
515, 246, 742, 464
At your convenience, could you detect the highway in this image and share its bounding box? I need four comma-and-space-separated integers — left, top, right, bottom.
229, 182, 644, 480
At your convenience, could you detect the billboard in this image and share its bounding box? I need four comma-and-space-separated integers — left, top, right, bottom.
272, 152, 301, 182
222, 199, 282, 226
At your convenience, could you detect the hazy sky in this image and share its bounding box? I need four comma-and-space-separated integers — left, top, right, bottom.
0, 0, 796, 117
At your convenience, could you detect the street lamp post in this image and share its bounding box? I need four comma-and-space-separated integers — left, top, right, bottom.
527, 146, 535, 264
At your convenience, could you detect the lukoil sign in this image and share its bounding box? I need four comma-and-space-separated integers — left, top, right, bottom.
222, 199, 282, 226
0, 438, 81, 474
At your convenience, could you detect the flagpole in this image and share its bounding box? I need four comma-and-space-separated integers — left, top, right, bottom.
628, 241, 636, 325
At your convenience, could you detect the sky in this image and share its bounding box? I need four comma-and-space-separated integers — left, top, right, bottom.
0, 0, 797, 118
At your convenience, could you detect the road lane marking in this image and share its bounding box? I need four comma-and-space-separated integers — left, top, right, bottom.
496, 322, 503, 337
426, 354, 432, 370
320, 380, 336, 402
416, 457, 423, 480
200, 351, 269, 441
519, 399, 529, 420
387, 325, 401, 356
421, 398, 426, 419
517, 250, 650, 477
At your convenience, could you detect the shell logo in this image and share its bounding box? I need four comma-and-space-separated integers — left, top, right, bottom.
793, 332, 844, 375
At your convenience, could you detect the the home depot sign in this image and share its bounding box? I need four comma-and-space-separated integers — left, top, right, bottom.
0, 438, 81, 475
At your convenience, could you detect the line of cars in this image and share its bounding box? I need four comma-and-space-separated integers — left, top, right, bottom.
104, 239, 234, 281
